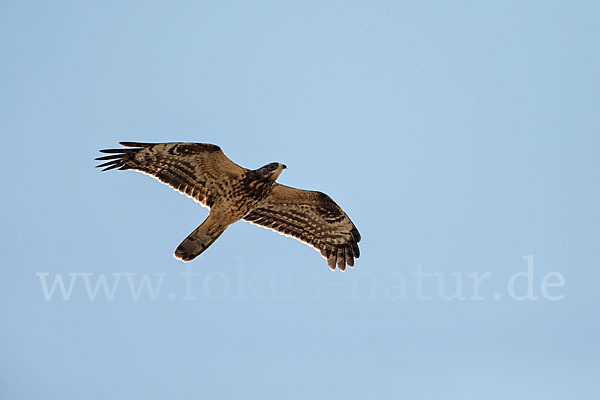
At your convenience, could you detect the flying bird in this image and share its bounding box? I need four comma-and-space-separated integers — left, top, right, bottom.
96, 142, 361, 270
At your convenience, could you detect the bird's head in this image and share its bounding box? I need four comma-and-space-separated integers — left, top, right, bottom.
257, 162, 287, 181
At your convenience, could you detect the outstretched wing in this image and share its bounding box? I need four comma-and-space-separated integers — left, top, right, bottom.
243, 184, 361, 271
96, 142, 246, 207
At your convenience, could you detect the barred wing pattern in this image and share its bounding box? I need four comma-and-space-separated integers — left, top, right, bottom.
96, 142, 245, 207
243, 184, 361, 271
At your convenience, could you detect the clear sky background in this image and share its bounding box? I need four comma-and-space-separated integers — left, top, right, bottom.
1, 1, 599, 399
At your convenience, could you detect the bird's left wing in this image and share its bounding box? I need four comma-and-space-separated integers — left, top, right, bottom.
243, 183, 361, 271
96, 142, 246, 207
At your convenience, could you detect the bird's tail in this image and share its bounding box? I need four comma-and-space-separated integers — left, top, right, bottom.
174, 217, 228, 262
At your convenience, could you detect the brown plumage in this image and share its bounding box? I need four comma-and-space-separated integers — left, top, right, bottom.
96, 142, 361, 270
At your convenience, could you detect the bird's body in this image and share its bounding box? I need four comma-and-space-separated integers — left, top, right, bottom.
96, 142, 360, 270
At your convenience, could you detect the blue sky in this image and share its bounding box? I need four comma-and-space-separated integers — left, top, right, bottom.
1, 1, 599, 399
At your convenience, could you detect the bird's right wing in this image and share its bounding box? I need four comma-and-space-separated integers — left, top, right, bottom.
96, 142, 246, 207
243, 183, 361, 271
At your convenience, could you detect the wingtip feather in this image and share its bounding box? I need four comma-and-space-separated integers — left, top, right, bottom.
119, 141, 155, 148
351, 227, 361, 242
100, 163, 122, 172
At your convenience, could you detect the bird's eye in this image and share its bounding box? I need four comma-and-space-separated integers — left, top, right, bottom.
268, 164, 276, 171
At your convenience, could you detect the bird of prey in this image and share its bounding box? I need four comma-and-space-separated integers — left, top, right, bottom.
96, 142, 361, 270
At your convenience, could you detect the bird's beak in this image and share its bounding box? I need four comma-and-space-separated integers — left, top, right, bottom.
281, 164, 287, 169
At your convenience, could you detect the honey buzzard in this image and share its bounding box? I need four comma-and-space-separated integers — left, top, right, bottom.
96, 142, 361, 270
